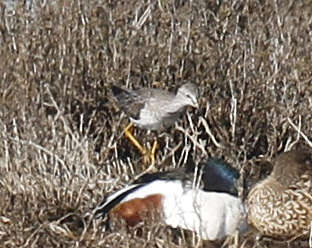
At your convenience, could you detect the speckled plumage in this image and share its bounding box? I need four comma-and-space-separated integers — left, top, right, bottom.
247, 150, 312, 239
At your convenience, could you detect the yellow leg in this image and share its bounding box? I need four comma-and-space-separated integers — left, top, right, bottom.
150, 139, 158, 165
123, 123, 158, 165
124, 123, 145, 153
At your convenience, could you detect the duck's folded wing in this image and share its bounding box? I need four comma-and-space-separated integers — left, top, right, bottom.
94, 184, 144, 218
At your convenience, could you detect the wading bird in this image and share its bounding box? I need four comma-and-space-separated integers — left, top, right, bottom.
111, 83, 199, 165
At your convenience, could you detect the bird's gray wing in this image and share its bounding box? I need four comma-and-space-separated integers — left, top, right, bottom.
111, 86, 149, 120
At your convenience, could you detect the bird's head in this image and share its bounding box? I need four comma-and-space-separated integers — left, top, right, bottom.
200, 158, 240, 196
177, 83, 199, 109
271, 150, 312, 184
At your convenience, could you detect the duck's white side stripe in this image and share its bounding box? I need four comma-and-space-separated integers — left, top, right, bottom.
96, 184, 143, 211
121, 180, 184, 203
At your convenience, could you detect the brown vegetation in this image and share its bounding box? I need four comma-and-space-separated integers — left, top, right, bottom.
0, 0, 311, 247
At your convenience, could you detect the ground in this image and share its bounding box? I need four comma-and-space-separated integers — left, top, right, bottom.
0, 0, 311, 247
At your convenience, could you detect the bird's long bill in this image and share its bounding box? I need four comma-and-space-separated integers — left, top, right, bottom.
187, 103, 198, 111
192, 101, 199, 109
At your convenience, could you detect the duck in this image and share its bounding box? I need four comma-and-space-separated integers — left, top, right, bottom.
93, 158, 247, 241
247, 150, 312, 239
111, 83, 199, 165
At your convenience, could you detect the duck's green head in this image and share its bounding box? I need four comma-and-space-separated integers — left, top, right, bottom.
200, 158, 240, 196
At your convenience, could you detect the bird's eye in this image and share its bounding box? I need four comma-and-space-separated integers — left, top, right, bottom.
186, 94, 193, 100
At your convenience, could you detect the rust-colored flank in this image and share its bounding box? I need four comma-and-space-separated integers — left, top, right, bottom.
110, 194, 164, 226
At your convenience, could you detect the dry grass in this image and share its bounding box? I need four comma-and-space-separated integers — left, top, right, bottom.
0, 0, 312, 247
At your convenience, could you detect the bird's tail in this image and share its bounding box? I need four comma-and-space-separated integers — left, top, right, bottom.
111, 85, 130, 100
